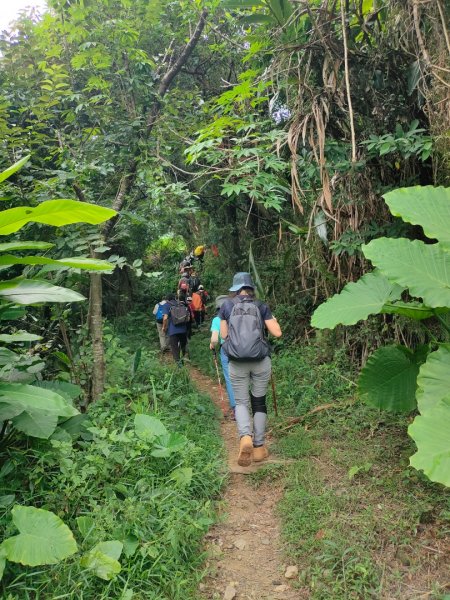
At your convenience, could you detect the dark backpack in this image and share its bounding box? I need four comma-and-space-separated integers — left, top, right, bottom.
169, 301, 190, 326
222, 296, 270, 361
190, 276, 200, 293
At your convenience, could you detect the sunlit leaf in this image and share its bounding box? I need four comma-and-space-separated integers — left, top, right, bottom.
363, 238, 450, 308
0, 254, 114, 271
409, 403, 450, 486
0, 156, 30, 185
0, 279, 85, 304
416, 344, 450, 414
384, 185, 450, 246
311, 270, 402, 329
81, 541, 123, 580
0, 332, 42, 342
0, 200, 116, 235
0, 241, 54, 252
1, 506, 77, 566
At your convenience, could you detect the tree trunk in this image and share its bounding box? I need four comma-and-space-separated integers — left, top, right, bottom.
80, 9, 209, 401
89, 271, 105, 402
226, 202, 241, 270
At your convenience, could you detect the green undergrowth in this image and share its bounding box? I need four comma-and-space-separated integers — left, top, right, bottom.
188, 330, 450, 599
1, 314, 225, 600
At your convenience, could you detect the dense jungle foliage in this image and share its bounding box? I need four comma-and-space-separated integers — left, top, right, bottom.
0, 0, 449, 597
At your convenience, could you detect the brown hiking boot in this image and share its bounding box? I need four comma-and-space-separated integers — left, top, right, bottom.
237, 435, 253, 466
253, 445, 269, 462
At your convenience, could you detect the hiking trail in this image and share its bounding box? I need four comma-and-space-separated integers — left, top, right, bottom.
189, 366, 305, 600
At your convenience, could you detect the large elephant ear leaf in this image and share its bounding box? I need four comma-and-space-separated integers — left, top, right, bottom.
134, 414, 167, 441
416, 344, 450, 414
409, 403, 450, 487
383, 185, 450, 247
311, 270, 402, 329
358, 345, 426, 413
1, 506, 77, 566
363, 238, 450, 308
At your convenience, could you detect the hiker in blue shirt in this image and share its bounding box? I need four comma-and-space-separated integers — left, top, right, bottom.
210, 295, 236, 418
161, 293, 190, 366
219, 273, 282, 467
152, 296, 170, 352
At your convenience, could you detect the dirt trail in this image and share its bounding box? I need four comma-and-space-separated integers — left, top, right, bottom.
190, 367, 304, 600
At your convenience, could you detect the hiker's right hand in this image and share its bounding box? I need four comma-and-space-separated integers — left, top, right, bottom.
209, 343, 215, 351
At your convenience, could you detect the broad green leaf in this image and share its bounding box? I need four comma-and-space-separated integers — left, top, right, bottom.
381, 301, 448, 320
0, 254, 114, 271
12, 410, 58, 439
409, 403, 450, 486
311, 270, 402, 329
32, 381, 81, 401
0, 548, 5, 582
122, 534, 139, 558
2, 505, 77, 566
134, 414, 167, 440
0, 332, 42, 342
0, 279, 85, 304
416, 345, 450, 414
0, 348, 19, 365
151, 433, 186, 457
0, 306, 26, 320
150, 447, 172, 457
76, 516, 96, 539
81, 541, 122, 580
0, 495, 15, 507
0, 383, 78, 418
170, 467, 193, 487
0, 241, 54, 252
55, 414, 88, 440
363, 238, 450, 308
0, 156, 30, 184
384, 186, 450, 246
0, 200, 116, 235
358, 345, 425, 412
0, 401, 26, 421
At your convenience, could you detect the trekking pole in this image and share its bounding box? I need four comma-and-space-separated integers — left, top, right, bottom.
270, 372, 279, 417
212, 348, 227, 416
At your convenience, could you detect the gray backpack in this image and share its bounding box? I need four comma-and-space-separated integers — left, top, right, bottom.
222, 296, 270, 361
169, 301, 190, 326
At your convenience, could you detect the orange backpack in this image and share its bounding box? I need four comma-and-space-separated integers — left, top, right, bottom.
191, 292, 203, 311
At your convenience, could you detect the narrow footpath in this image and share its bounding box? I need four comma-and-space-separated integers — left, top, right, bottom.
189, 367, 305, 600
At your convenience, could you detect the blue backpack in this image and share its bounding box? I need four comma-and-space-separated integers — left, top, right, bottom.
155, 302, 165, 323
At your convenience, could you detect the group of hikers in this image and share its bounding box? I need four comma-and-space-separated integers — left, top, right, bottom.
153, 260, 282, 467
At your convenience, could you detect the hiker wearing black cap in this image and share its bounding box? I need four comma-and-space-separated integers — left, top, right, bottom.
219, 272, 282, 466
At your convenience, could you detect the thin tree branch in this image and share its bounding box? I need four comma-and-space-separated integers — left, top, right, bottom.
146, 8, 208, 134
340, 1, 356, 162
437, 0, 450, 55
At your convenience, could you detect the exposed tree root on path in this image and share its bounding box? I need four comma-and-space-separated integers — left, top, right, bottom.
189, 367, 305, 600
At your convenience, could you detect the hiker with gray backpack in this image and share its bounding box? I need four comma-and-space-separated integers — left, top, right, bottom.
219, 272, 282, 466
161, 293, 192, 366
